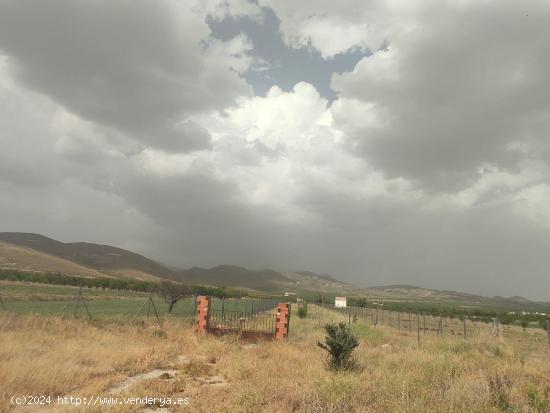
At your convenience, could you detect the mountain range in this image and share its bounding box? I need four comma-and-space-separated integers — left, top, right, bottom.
0, 232, 352, 293
1, 232, 548, 312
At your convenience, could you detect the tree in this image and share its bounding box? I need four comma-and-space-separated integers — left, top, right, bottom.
520, 320, 529, 331
317, 322, 359, 371
297, 302, 308, 318
356, 297, 368, 308
158, 281, 191, 314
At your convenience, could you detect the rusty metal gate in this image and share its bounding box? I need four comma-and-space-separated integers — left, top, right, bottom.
207, 308, 278, 340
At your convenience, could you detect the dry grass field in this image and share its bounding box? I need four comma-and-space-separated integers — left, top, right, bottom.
1, 305, 550, 412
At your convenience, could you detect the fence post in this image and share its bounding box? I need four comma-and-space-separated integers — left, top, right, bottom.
74, 289, 81, 317
417, 312, 420, 346
238, 317, 244, 338
398, 312, 401, 330
546, 320, 550, 347
423, 313, 426, 334
196, 295, 211, 335
463, 316, 467, 341
275, 303, 291, 340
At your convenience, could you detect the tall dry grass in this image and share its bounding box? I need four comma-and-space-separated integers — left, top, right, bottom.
1, 305, 549, 412
0, 313, 191, 411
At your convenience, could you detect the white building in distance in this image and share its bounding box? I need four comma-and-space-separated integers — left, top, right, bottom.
335, 296, 347, 308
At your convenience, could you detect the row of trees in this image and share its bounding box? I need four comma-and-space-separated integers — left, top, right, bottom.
0, 269, 153, 292
0, 269, 252, 314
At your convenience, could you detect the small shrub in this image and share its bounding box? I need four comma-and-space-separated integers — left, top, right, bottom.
520, 320, 529, 331
297, 302, 308, 318
152, 329, 167, 339
317, 322, 359, 371
492, 345, 505, 358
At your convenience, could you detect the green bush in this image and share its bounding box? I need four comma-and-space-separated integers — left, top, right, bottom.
297, 302, 308, 318
317, 323, 359, 371
520, 320, 529, 331
152, 329, 167, 339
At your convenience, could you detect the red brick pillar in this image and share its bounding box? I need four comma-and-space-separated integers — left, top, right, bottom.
196, 295, 211, 335
275, 303, 291, 340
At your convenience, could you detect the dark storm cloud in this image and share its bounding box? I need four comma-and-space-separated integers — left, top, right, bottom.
332, 0, 550, 190
292, 187, 550, 300
114, 171, 316, 268
0, 0, 549, 302
0, 0, 251, 152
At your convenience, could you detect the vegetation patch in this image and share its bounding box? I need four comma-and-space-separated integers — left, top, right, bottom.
318, 322, 360, 371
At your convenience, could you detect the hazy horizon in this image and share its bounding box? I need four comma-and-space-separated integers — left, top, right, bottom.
1, 230, 546, 302
1, 0, 549, 301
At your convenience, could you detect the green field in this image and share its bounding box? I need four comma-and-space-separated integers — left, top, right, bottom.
0, 282, 147, 298
0, 282, 278, 319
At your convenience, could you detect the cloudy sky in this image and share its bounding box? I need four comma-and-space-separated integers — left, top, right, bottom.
1, 0, 549, 300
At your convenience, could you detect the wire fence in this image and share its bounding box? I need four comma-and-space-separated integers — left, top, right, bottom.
0, 288, 280, 328
313, 303, 550, 345
210, 297, 279, 314
3, 287, 548, 346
